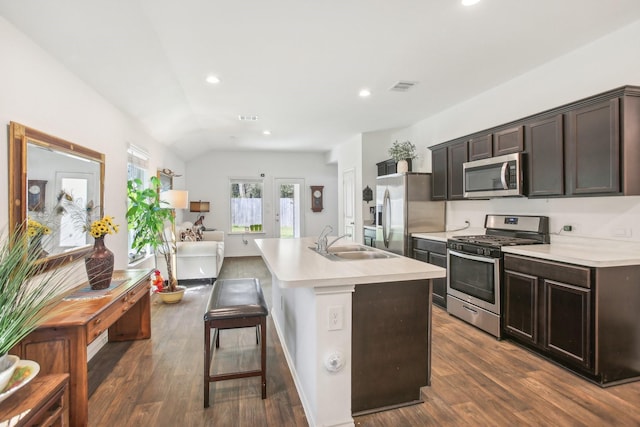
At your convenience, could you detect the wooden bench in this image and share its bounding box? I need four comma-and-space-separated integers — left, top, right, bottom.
203, 277, 268, 408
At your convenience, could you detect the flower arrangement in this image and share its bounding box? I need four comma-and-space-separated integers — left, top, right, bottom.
388, 140, 418, 161
87, 215, 119, 239
27, 219, 51, 237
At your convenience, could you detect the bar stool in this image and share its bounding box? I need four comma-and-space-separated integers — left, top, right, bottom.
203, 277, 268, 408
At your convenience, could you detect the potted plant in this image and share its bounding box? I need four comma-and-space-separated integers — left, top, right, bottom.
0, 223, 71, 390
126, 176, 184, 301
388, 140, 417, 173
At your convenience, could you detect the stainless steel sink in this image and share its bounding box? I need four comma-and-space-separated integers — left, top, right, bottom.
327, 245, 373, 253
308, 244, 374, 253
310, 245, 396, 261
331, 251, 394, 260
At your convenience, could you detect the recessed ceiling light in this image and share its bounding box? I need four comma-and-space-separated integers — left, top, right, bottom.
206, 75, 220, 84
263, 130, 271, 135
461, 0, 481, 6
359, 89, 371, 98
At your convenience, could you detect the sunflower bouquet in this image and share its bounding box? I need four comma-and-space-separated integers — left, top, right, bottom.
87, 215, 119, 239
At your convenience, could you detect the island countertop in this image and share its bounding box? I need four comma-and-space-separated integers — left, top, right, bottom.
255, 236, 445, 288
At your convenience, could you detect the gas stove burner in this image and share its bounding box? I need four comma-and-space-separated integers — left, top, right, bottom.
452, 235, 540, 246
448, 214, 550, 257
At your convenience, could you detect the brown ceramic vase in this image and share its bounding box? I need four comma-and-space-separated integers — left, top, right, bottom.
85, 236, 114, 290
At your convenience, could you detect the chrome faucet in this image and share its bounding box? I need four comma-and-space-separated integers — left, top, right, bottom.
325, 233, 352, 251
316, 225, 352, 254
316, 225, 333, 253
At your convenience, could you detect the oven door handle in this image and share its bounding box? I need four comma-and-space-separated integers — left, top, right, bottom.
462, 305, 478, 314
448, 249, 498, 264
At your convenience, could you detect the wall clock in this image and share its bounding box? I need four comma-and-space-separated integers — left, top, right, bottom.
27, 179, 47, 212
311, 186, 324, 212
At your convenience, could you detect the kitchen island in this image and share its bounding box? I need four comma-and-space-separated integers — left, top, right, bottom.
255, 237, 446, 427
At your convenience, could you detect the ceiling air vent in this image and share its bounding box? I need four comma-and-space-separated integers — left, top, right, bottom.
238, 115, 259, 121
389, 81, 418, 92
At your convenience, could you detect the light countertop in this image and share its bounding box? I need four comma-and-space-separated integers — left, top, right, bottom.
502, 239, 640, 268
412, 231, 640, 268
255, 236, 445, 288
412, 227, 486, 242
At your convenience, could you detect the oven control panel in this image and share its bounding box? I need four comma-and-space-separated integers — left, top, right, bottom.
447, 242, 501, 258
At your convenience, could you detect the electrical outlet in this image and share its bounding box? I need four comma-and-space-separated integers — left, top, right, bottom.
328, 306, 343, 331
563, 225, 573, 232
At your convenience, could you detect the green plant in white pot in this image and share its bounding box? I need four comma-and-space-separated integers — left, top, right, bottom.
388, 140, 417, 173
0, 223, 71, 390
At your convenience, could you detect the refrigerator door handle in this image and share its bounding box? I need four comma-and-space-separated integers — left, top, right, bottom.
383, 188, 391, 248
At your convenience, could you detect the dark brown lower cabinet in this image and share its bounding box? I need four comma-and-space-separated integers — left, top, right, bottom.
412, 238, 447, 308
545, 279, 591, 368
352, 280, 431, 415
504, 254, 640, 386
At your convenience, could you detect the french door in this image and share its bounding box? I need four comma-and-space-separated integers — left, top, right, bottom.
274, 178, 304, 238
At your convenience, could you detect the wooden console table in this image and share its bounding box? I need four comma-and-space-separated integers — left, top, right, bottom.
10, 269, 151, 427
0, 374, 69, 427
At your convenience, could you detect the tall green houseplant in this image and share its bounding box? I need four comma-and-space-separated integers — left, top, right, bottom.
126, 176, 178, 292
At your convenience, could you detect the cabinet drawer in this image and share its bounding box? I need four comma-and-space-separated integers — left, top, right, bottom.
413, 238, 446, 254
86, 282, 149, 342
413, 248, 429, 263
504, 255, 591, 289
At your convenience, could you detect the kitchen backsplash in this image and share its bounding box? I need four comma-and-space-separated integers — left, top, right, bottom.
446, 195, 640, 243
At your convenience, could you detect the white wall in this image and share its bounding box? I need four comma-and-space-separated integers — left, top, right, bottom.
0, 17, 184, 278
333, 134, 363, 243
395, 19, 640, 242
185, 150, 338, 257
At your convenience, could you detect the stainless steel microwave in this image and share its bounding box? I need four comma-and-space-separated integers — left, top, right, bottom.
463, 152, 523, 198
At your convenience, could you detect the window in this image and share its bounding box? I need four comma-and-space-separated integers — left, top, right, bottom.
127, 145, 149, 263
230, 179, 263, 233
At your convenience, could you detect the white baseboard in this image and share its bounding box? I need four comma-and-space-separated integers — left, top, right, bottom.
87, 330, 108, 361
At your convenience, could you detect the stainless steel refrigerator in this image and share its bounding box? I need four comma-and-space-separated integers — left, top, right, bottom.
375, 172, 445, 256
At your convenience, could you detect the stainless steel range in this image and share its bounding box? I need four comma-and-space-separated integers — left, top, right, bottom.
446, 214, 550, 338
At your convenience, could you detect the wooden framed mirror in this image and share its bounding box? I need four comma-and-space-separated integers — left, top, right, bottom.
8, 122, 105, 271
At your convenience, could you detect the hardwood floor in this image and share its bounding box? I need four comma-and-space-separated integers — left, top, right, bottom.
88, 257, 640, 426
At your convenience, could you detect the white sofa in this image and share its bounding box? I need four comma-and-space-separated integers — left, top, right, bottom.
157, 223, 224, 283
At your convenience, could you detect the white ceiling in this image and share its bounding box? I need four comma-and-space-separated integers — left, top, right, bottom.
2, 0, 640, 160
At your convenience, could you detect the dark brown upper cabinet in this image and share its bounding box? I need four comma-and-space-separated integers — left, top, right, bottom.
447, 141, 468, 200
525, 115, 564, 197
429, 85, 640, 201
431, 147, 447, 200
566, 98, 620, 195
493, 126, 524, 156
468, 133, 493, 161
